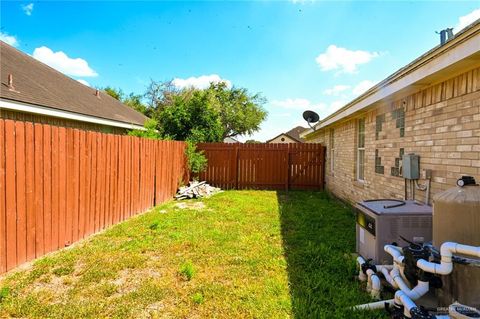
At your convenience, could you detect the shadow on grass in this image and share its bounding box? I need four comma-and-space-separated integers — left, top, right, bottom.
276, 190, 387, 319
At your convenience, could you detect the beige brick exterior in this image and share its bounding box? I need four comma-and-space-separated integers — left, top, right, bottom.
306, 66, 480, 205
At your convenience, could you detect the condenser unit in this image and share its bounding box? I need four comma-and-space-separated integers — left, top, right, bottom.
355, 199, 432, 265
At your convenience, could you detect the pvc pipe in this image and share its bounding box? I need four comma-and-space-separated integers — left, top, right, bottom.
384, 245, 405, 264
357, 256, 367, 281
395, 290, 418, 318
366, 269, 381, 299
381, 267, 398, 288
417, 242, 480, 275
352, 299, 395, 311
391, 267, 429, 300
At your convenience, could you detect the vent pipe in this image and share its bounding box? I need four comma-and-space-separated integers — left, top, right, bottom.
437, 28, 454, 45
95, 89, 100, 98
7, 73, 15, 90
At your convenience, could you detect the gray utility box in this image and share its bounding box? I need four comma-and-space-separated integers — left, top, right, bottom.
402, 153, 420, 179
355, 199, 432, 265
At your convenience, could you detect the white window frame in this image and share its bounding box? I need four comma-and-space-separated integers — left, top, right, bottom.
357, 118, 366, 181
330, 129, 335, 174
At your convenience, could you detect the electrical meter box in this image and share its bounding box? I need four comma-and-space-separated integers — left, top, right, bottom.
402, 153, 420, 179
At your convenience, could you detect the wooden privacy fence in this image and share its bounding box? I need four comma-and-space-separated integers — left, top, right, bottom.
0, 119, 187, 274
196, 143, 325, 190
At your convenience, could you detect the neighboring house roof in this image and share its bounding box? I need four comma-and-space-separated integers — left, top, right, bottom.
0, 41, 147, 129
224, 136, 240, 143
267, 126, 306, 143
301, 19, 480, 138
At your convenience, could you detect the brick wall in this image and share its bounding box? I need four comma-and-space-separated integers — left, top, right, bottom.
307, 66, 480, 204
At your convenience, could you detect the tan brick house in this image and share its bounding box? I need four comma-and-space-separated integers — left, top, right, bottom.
301, 21, 480, 205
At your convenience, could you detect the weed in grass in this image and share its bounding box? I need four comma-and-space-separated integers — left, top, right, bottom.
52, 265, 74, 277
191, 292, 204, 304
179, 261, 196, 281
0, 287, 10, 302
149, 221, 159, 230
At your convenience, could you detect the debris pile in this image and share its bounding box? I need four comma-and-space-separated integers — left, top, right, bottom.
175, 181, 221, 200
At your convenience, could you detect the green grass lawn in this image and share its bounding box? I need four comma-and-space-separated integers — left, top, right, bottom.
0, 190, 385, 318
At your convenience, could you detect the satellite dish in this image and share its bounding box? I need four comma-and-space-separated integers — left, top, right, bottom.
303, 110, 320, 130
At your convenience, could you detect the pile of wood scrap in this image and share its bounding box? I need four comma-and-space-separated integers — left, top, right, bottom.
175, 181, 221, 200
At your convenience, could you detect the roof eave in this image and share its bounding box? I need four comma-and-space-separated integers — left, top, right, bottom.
0, 98, 146, 130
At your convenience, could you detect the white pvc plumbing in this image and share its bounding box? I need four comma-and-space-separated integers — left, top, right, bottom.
384, 244, 405, 264
390, 267, 429, 300
356, 256, 382, 299
416, 242, 480, 275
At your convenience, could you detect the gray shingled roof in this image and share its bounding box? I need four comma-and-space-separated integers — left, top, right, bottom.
0, 41, 147, 126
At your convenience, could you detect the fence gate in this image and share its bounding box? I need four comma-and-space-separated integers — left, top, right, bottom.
197, 143, 325, 190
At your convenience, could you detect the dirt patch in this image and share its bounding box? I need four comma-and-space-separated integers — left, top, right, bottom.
174, 202, 206, 210
112, 268, 162, 296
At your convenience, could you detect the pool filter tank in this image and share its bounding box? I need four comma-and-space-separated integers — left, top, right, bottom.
433, 178, 480, 308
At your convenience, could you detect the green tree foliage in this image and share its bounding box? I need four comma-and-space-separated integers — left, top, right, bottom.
128, 118, 162, 139
146, 80, 267, 142
103, 86, 150, 116
245, 139, 262, 144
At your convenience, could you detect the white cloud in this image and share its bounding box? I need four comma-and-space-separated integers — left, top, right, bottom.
32, 46, 98, 77
454, 8, 480, 33
76, 79, 90, 87
271, 98, 326, 111
323, 84, 351, 96
271, 98, 346, 118
0, 32, 19, 47
352, 80, 377, 96
315, 45, 380, 74
22, 3, 34, 16
172, 74, 231, 90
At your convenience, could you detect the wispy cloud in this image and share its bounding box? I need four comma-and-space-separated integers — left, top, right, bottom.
0, 32, 19, 47
454, 8, 480, 33
22, 3, 34, 16
32, 46, 98, 77
271, 98, 326, 111
76, 79, 91, 87
315, 45, 380, 74
323, 85, 351, 96
172, 74, 231, 90
271, 98, 346, 119
352, 80, 377, 96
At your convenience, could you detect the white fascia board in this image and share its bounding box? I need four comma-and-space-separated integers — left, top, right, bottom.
300, 29, 480, 138
0, 98, 146, 130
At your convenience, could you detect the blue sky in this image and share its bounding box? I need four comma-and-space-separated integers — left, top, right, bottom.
1, 1, 479, 141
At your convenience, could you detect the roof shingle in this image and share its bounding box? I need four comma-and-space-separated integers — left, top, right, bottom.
0, 41, 147, 126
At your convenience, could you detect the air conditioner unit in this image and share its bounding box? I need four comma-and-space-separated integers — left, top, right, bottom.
355, 199, 432, 265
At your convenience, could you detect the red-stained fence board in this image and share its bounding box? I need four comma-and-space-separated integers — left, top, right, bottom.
15, 121, 27, 265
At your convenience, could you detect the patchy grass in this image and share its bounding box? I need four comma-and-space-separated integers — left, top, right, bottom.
0, 190, 384, 318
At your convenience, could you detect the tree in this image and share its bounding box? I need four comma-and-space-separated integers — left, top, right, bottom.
209, 82, 267, 139
155, 88, 224, 143
245, 139, 262, 144
145, 80, 267, 142
102, 86, 150, 116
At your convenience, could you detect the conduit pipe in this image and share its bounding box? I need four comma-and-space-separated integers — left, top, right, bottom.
417, 242, 480, 275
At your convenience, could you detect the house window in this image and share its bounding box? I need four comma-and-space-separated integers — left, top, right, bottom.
357, 118, 366, 181
330, 129, 335, 173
